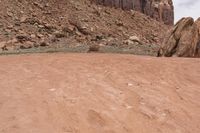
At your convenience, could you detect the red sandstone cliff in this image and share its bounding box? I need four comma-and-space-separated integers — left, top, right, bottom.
94, 0, 174, 25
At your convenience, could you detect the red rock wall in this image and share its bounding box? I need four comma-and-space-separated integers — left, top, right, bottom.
94, 0, 174, 25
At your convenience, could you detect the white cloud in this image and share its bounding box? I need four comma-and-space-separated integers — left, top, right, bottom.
174, 0, 200, 22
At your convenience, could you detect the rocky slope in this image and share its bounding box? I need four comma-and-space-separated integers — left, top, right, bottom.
0, 53, 200, 133
94, 0, 174, 25
0, 0, 170, 55
158, 17, 200, 57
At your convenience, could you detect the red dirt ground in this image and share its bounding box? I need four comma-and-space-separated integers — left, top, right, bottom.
0, 53, 199, 133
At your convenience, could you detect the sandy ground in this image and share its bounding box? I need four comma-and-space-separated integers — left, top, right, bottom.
0, 53, 199, 133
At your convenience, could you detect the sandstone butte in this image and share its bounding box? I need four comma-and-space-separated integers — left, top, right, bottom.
94, 0, 174, 25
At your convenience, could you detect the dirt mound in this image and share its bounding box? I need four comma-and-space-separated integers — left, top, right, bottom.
158, 17, 200, 57
0, 53, 199, 133
0, 0, 169, 55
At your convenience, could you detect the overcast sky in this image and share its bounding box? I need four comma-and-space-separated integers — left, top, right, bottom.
174, 0, 200, 22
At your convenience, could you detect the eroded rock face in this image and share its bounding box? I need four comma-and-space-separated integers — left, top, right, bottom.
94, 0, 174, 25
158, 17, 200, 57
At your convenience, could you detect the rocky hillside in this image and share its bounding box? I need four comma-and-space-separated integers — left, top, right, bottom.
0, 0, 170, 55
94, 0, 174, 25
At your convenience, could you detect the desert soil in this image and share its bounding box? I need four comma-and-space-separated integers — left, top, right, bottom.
0, 53, 199, 133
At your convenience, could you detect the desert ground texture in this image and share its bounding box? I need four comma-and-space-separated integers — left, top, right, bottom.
0, 53, 199, 133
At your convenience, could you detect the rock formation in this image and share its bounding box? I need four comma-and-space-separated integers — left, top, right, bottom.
158, 17, 200, 57
94, 0, 174, 25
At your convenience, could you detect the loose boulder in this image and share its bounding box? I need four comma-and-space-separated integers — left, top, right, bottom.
158, 17, 200, 57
